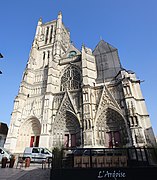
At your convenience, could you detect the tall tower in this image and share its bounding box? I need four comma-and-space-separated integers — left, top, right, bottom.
5, 13, 156, 153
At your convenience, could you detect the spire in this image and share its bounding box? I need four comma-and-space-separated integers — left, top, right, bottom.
58, 11, 62, 19
37, 17, 42, 26
57, 11, 62, 29
81, 43, 86, 51
35, 17, 42, 38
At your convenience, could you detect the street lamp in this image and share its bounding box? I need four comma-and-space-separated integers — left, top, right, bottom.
0, 53, 3, 58
0, 53, 3, 74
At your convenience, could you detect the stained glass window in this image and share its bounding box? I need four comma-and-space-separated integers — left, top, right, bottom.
60, 66, 81, 91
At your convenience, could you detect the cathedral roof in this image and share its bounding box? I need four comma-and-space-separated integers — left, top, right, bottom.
93, 40, 117, 55
93, 40, 122, 82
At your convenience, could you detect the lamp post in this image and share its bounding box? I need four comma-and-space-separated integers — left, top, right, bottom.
0, 53, 3, 74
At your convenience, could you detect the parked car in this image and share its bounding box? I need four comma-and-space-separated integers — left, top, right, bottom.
23, 147, 53, 162
83, 149, 98, 156
72, 149, 85, 156
0, 147, 13, 163
64, 148, 85, 157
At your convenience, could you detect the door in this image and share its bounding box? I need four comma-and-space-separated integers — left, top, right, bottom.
64, 134, 69, 148
35, 136, 40, 147
108, 132, 113, 148
40, 148, 52, 161
30, 136, 40, 147
71, 134, 76, 147
32, 147, 40, 162
30, 136, 34, 147
106, 131, 121, 148
114, 131, 121, 147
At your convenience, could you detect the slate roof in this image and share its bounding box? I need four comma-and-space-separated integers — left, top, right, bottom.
93, 40, 122, 82
93, 40, 117, 54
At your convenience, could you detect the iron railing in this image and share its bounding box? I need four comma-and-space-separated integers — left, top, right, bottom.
52, 147, 157, 169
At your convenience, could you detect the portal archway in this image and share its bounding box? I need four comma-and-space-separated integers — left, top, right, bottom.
53, 110, 81, 148
95, 108, 128, 147
16, 117, 41, 152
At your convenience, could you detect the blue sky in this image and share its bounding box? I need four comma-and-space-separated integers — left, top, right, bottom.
0, 0, 157, 136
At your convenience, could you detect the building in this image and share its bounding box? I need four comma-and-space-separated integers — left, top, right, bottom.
0, 122, 8, 147
5, 12, 156, 153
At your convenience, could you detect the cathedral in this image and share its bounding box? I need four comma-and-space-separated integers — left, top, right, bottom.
5, 12, 156, 153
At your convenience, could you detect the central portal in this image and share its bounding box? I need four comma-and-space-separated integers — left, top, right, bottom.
64, 111, 81, 148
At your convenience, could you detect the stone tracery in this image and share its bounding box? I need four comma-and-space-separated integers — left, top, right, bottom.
60, 66, 81, 91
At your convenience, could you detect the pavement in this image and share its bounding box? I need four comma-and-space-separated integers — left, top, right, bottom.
0, 163, 50, 180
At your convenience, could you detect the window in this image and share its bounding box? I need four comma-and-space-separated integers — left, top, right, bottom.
45, 27, 49, 44
68, 51, 77, 57
32, 148, 40, 153
49, 25, 53, 43
60, 66, 81, 91
43, 51, 45, 60
41, 148, 49, 154
134, 116, 138, 126
47, 51, 50, 59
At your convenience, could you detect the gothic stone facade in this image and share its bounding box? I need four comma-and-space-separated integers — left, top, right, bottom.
5, 13, 156, 153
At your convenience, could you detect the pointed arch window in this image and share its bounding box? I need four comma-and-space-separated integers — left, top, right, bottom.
60, 66, 81, 91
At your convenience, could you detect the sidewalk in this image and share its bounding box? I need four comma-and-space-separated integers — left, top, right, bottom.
0, 163, 50, 180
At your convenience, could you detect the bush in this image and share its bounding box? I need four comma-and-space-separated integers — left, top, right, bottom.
52, 147, 63, 168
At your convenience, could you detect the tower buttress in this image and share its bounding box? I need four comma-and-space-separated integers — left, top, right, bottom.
54, 12, 62, 60
35, 18, 42, 39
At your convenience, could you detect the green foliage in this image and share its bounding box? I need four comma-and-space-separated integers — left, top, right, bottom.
52, 147, 63, 168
